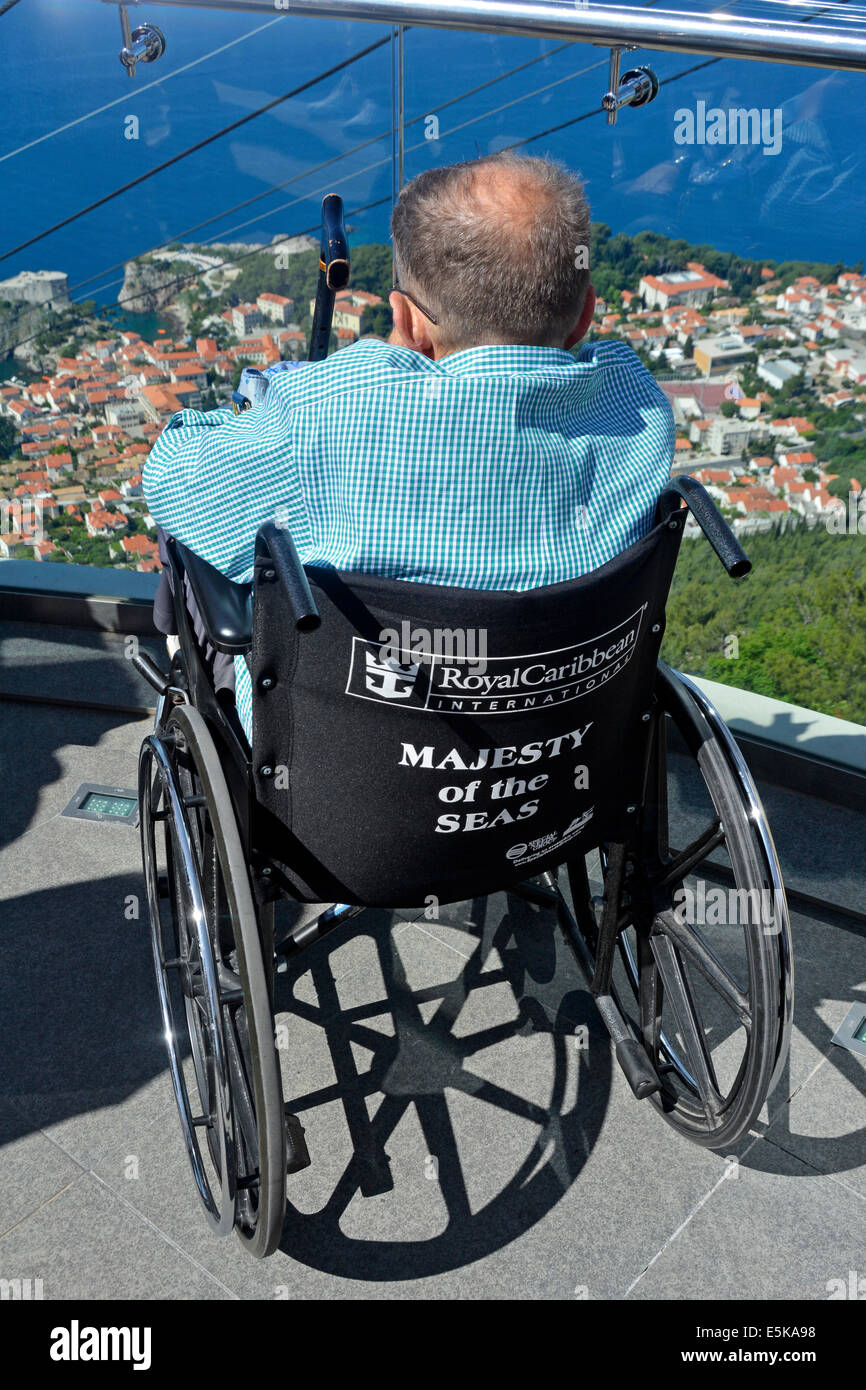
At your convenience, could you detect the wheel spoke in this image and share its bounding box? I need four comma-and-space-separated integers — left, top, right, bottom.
636, 929, 664, 1067
642, 709, 670, 863
449, 1071, 550, 1128
654, 819, 725, 894
415, 1094, 473, 1224
649, 933, 726, 1122
655, 908, 751, 1028
225, 1008, 259, 1174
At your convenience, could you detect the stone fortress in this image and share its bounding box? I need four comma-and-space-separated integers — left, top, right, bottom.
0, 270, 70, 309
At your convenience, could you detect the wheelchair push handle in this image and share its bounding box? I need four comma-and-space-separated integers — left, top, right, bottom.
308, 193, 350, 363
255, 521, 320, 631
658, 475, 751, 578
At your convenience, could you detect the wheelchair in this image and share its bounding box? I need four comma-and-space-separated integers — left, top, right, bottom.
136, 475, 793, 1258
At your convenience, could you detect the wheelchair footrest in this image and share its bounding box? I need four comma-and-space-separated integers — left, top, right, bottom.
132, 651, 170, 697
614, 1037, 663, 1101
284, 1110, 312, 1174
593, 992, 663, 1100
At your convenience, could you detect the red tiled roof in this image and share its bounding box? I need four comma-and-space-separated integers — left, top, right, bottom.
120, 534, 158, 555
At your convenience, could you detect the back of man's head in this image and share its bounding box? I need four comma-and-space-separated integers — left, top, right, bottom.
391, 152, 591, 352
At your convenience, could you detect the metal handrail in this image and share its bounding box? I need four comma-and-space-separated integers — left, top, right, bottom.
95, 0, 866, 72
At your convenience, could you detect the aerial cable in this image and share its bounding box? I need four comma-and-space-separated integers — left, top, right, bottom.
0, 34, 392, 266
1, 45, 736, 360
185, 55, 621, 248
4, 197, 393, 357
88, 52, 613, 267
2, 44, 754, 355
68, 38, 575, 297
505, 56, 723, 151
3, 0, 847, 352
0, 15, 288, 165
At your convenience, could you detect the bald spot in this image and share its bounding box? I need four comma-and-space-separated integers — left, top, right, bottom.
460, 161, 555, 240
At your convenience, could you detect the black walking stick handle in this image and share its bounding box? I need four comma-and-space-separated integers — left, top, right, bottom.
308, 194, 350, 361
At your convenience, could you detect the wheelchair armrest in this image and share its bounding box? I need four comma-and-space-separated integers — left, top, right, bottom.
175, 540, 253, 654
658, 476, 751, 578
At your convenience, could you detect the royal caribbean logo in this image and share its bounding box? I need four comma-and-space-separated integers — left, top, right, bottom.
362, 650, 421, 700
345, 607, 647, 714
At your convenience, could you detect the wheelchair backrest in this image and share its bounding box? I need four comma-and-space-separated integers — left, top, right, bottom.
250, 512, 684, 906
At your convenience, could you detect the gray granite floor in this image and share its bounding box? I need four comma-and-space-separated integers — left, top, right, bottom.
1, 685, 864, 1300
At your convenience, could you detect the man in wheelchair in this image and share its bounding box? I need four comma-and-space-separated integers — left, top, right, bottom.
143, 152, 674, 741
136, 153, 792, 1258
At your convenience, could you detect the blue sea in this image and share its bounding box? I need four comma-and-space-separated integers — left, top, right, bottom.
1, 0, 865, 306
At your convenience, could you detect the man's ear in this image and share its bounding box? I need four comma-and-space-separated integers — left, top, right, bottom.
563, 284, 597, 351
389, 290, 435, 357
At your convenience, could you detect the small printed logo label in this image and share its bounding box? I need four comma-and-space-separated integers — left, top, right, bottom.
345, 608, 646, 715
505, 806, 595, 867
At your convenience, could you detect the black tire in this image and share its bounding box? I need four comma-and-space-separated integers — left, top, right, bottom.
565, 663, 792, 1150
140, 726, 236, 1236
141, 703, 287, 1256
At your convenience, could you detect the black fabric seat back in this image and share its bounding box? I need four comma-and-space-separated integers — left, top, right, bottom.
251, 513, 684, 906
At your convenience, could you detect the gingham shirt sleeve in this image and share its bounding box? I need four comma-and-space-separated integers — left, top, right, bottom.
142, 377, 310, 583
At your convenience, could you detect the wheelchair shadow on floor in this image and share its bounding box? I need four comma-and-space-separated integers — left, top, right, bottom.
729, 903, 866, 1180
2, 875, 861, 1272
271, 890, 612, 1280
270, 884, 866, 1279
0, 871, 178, 1147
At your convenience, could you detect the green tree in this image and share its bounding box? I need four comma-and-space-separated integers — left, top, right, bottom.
663, 527, 866, 723
0, 417, 17, 459
360, 304, 392, 339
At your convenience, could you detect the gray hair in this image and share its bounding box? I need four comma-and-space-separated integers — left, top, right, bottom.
391, 152, 591, 350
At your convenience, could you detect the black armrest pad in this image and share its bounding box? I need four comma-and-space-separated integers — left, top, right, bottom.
175, 541, 253, 654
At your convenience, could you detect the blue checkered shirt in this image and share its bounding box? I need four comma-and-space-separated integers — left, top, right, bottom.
143, 336, 674, 740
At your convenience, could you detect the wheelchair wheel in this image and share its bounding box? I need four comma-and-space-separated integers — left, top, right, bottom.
565, 663, 793, 1151
139, 703, 287, 1257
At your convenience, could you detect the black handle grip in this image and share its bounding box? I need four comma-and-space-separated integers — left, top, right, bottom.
658, 475, 751, 577
320, 192, 350, 291
255, 521, 320, 631
308, 194, 350, 362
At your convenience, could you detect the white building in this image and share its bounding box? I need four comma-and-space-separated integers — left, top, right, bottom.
104, 400, 147, 428
638, 264, 728, 311
231, 303, 263, 336
256, 293, 295, 326
757, 358, 802, 391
